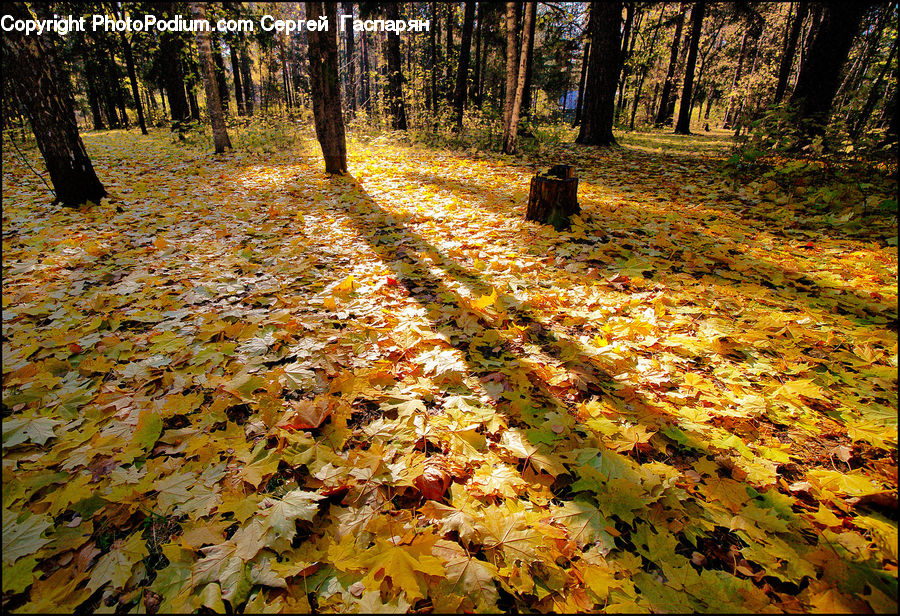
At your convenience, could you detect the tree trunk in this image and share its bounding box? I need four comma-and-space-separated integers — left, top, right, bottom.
722, 30, 750, 129
503, 3, 518, 130
344, 2, 357, 116
119, 30, 148, 134
159, 28, 191, 127
211, 35, 231, 115
654, 6, 685, 126
240, 46, 255, 115
191, 3, 231, 153
851, 36, 897, 139
577, 1, 622, 146
788, 2, 869, 138
2, 3, 106, 206
573, 38, 590, 127
84, 57, 106, 130
774, 1, 808, 104
526, 165, 580, 230
521, 0, 538, 120
384, 3, 408, 130
229, 42, 246, 115
361, 29, 372, 114
445, 3, 454, 103
453, 1, 476, 128
674, 1, 704, 134
615, 2, 635, 116
428, 2, 438, 112
631, 6, 667, 130
306, 1, 348, 174
471, 1, 484, 108
110, 58, 129, 129
503, 2, 534, 153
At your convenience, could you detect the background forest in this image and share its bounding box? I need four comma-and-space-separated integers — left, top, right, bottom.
2, 1, 898, 614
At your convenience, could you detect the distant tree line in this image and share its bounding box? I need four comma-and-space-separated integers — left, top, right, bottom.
2, 1, 897, 202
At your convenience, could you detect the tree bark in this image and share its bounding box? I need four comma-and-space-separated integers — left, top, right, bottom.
674, 1, 704, 134
503, 3, 518, 130
384, 3, 408, 130
615, 2, 635, 116
453, 1, 476, 128
445, 3, 454, 102
306, 1, 348, 174
521, 0, 538, 120
851, 36, 897, 139
428, 1, 438, 112
229, 42, 246, 115
573, 38, 590, 127
471, 1, 484, 108
361, 29, 372, 114
2, 3, 106, 206
211, 34, 231, 115
240, 45, 255, 115
159, 30, 191, 126
722, 30, 750, 129
343, 2, 357, 115
526, 165, 580, 230
503, 2, 535, 154
788, 2, 869, 138
83, 56, 106, 130
577, 1, 622, 146
191, 3, 231, 153
774, 1, 807, 104
654, 5, 685, 126
119, 29, 148, 134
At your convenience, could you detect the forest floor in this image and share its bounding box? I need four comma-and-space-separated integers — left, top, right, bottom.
2, 125, 897, 613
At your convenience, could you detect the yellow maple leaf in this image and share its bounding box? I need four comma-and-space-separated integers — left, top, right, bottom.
473, 286, 498, 310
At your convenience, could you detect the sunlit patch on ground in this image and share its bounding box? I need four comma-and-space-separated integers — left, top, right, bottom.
2, 127, 897, 613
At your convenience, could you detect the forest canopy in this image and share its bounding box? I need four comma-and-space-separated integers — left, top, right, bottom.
2, 1, 897, 614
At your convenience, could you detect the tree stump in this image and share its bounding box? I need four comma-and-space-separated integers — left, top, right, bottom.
525, 164, 580, 230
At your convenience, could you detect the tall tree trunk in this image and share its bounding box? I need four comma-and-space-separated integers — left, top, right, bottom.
191, 2, 231, 153
109, 58, 129, 129
428, 2, 438, 111
159, 31, 190, 126
445, 2, 455, 103
615, 2, 635, 116
503, 2, 518, 129
384, 3, 408, 129
631, 6, 667, 129
119, 30, 148, 134
577, 1, 622, 145
674, 1, 704, 134
471, 1, 483, 108
573, 38, 590, 127
211, 35, 231, 115
101, 59, 122, 128
722, 30, 750, 128
344, 2, 357, 116
2, 3, 106, 206
279, 36, 293, 110
503, 2, 535, 153
788, 2, 869, 139
306, 1, 347, 173
240, 46, 255, 115
453, 1, 476, 128
361, 29, 372, 114
229, 42, 246, 115
774, 1, 808, 104
84, 57, 106, 130
851, 36, 897, 139
521, 0, 538, 120
655, 5, 685, 126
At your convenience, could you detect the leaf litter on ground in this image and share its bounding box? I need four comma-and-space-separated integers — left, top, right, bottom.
1, 126, 897, 613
